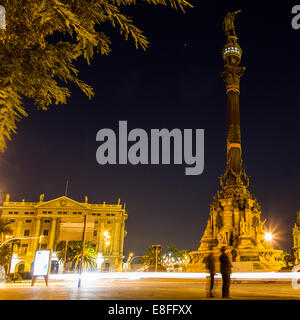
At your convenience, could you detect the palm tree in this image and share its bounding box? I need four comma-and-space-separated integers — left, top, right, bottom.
0, 218, 12, 242
56, 241, 97, 272
142, 246, 159, 266
72, 246, 97, 272
0, 239, 20, 273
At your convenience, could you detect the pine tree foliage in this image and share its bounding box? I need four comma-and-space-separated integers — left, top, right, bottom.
0, 0, 192, 151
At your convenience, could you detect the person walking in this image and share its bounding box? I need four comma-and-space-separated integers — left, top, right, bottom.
206, 248, 216, 297
220, 246, 233, 299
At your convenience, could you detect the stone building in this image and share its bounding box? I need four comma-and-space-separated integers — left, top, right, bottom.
187, 11, 284, 272
0, 194, 128, 274
292, 211, 300, 265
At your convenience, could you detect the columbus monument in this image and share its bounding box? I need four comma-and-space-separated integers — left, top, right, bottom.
187, 11, 284, 272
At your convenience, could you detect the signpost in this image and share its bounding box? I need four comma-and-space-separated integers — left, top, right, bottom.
31, 249, 52, 287
152, 244, 162, 272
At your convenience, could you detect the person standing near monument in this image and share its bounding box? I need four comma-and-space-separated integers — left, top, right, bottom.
205, 247, 216, 297
220, 246, 233, 299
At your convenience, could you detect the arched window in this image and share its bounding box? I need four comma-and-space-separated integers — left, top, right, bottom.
17, 263, 25, 273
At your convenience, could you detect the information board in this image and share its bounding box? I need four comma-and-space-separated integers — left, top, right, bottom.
33, 250, 51, 276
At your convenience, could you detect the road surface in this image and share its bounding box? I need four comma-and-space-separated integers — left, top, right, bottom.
0, 278, 299, 300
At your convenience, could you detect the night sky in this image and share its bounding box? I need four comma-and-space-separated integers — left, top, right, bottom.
0, 0, 299, 256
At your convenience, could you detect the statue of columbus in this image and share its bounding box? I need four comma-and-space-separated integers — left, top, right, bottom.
222, 10, 242, 36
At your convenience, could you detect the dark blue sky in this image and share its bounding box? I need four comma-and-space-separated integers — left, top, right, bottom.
0, 0, 299, 255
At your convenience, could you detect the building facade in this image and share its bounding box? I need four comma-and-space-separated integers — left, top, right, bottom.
293, 211, 300, 265
0, 194, 128, 274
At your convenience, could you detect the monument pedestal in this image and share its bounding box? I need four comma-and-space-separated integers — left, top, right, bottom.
238, 236, 253, 248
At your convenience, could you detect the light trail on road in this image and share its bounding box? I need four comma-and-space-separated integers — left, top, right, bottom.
48, 271, 300, 282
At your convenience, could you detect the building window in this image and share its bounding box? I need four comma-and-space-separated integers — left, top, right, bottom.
97, 214, 100, 216
8, 212, 13, 214
47, 211, 52, 214
111, 214, 115, 216
107, 221, 112, 224
9, 219, 15, 223
25, 212, 29, 215
20, 244, 28, 254
93, 231, 97, 237
63, 212, 67, 215
25, 219, 32, 223
78, 212, 82, 215
14, 212, 18, 214
106, 214, 111, 216
44, 219, 50, 223
73, 212, 77, 215
58, 211, 62, 214
43, 229, 49, 236
24, 230, 30, 236
30, 212, 34, 215
40, 244, 47, 249
17, 263, 25, 272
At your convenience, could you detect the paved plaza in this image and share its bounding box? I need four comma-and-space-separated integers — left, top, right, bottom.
0, 278, 299, 300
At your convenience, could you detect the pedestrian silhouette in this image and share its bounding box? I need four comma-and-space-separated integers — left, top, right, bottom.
220, 246, 233, 299
205, 247, 216, 297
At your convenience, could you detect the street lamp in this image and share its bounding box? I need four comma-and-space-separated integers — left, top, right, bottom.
264, 232, 273, 242
152, 244, 162, 272
103, 231, 111, 247
0, 236, 44, 249
78, 214, 87, 288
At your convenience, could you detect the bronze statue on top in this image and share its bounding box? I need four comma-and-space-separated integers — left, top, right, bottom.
222, 10, 242, 37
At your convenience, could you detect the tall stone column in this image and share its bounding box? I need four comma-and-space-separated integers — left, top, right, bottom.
113, 221, 120, 254
15, 218, 23, 238
48, 218, 57, 250
119, 221, 125, 256
98, 221, 105, 253
187, 10, 285, 272
32, 217, 41, 252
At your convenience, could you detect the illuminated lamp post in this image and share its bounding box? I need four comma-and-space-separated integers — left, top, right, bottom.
78, 214, 87, 288
0, 235, 43, 249
103, 231, 111, 272
152, 244, 162, 272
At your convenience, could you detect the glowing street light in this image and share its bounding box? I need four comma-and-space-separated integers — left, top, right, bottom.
264, 232, 273, 242
103, 231, 111, 247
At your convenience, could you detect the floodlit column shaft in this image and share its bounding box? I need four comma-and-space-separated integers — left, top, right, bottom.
32, 217, 41, 251
48, 218, 57, 250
